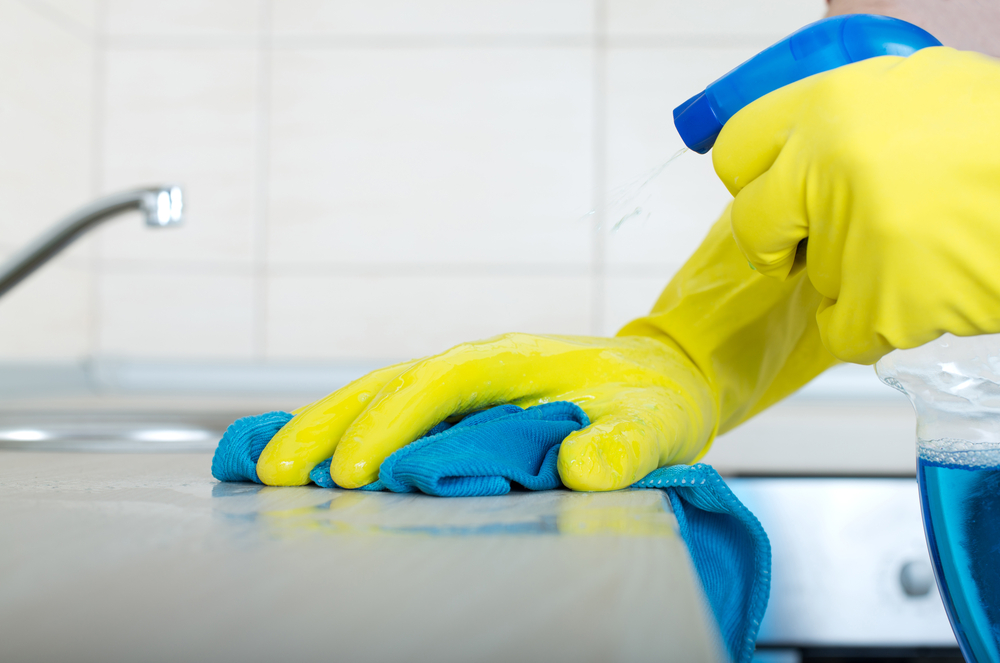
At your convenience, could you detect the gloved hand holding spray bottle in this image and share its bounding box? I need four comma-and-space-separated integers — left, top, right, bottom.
677, 14, 1000, 663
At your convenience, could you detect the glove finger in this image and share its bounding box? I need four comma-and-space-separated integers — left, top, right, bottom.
329, 333, 621, 489
557, 416, 661, 492
557, 386, 710, 492
255, 360, 416, 485
728, 147, 810, 279
710, 78, 819, 279
711, 73, 820, 196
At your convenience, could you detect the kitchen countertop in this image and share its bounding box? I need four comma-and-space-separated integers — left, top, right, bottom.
0, 451, 726, 663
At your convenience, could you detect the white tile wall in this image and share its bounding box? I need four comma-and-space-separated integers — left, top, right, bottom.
602, 274, 675, 337
98, 269, 255, 358
0, 0, 94, 249
267, 273, 591, 361
607, 0, 826, 37
272, 0, 595, 37
0, 0, 828, 363
267, 46, 593, 268
0, 252, 93, 359
103, 0, 261, 39
99, 47, 259, 265
604, 47, 755, 271
22, 0, 98, 34
0, 0, 95, 360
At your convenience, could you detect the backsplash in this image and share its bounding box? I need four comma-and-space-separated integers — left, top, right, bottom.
0, 0, 824, 363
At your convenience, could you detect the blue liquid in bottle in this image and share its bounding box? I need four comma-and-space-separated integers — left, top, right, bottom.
919, 449, 1000, 663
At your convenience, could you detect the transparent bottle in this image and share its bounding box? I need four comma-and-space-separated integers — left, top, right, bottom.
876, 333, 1000, 663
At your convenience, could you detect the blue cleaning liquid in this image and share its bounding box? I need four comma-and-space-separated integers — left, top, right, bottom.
918, 450, 1000, 663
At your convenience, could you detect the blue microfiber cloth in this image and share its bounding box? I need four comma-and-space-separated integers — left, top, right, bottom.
212, 402, 584, 495
633, 465, 771, 663
212, 403, 770, 663
211, 410, 293, 484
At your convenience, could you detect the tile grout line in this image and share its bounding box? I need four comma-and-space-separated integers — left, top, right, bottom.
251, 0, 273, 360
87, 0, 108, 362
589, 0, 608, 336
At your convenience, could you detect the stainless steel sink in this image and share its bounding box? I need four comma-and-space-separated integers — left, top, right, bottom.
0, 411, 235, 452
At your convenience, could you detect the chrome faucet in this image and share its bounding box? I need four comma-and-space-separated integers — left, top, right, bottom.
0, 186, 183, 299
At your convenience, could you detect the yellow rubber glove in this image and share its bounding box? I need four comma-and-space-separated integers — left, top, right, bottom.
259, 333, 717, 491
257, 208, 839, 491
712, 47, 1000, 364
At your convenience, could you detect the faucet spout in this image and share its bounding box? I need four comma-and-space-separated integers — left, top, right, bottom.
141, 186, 184, 227
0, 185, 183, 299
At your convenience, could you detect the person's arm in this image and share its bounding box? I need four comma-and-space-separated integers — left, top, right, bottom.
619, 206, 837, 436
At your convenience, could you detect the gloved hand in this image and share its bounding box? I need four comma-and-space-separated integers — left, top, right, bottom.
257, 208, 840, 492
258, 334, 717, 491
712, 47, 1000, 364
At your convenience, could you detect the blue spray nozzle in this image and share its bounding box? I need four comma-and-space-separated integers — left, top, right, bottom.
674, 14, 942, 154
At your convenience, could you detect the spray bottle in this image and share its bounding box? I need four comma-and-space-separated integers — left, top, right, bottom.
673, 14, 939, 154
672, 15, 1000, 663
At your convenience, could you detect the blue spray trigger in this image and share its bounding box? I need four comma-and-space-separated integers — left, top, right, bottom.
672, 92, 723, 155
673, 14, 941, 154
